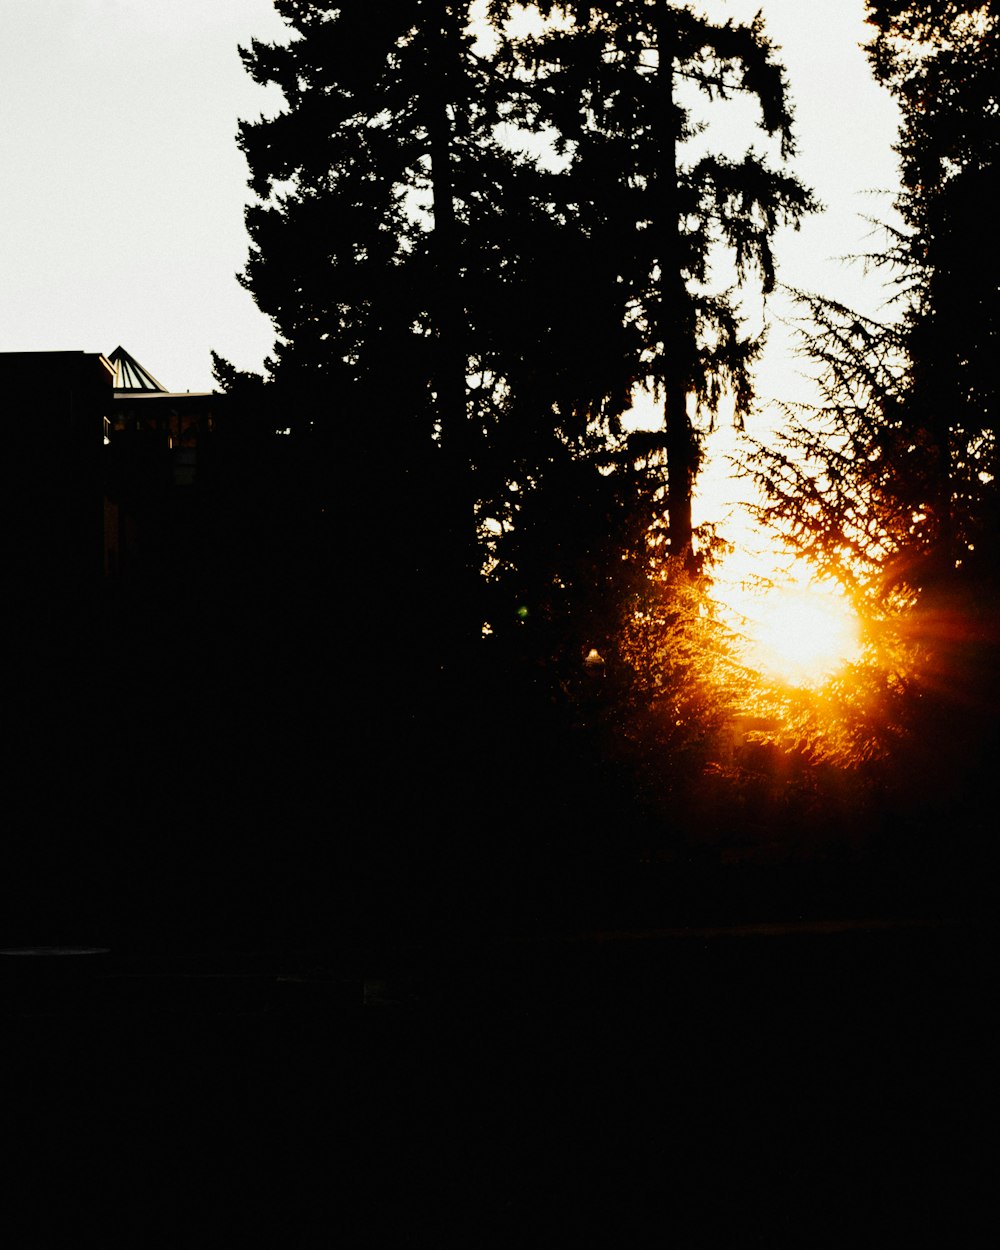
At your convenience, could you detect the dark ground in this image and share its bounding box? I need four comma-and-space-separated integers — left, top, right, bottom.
2, 583, 991, 1245
0, 915, 990, 1245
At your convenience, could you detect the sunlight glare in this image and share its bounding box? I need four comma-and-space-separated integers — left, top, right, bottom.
741, 585, 863, 687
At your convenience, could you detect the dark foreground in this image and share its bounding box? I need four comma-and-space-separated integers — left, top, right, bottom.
1, 913, 989, 1246
3, 589, 991, 1244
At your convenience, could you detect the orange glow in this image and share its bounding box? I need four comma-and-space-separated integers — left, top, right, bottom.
735, 582, 863, 687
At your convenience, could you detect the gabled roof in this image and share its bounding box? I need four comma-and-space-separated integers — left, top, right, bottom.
107, 345, 167, 393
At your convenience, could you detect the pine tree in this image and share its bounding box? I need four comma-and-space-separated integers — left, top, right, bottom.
219, 1, 815, 806
221, 2, 545, 670
491, 0, 815, 566
747, 2, 999, 599
743, 2, 1000, 826
222, 4, 641, 654
867, 0, 1000, 581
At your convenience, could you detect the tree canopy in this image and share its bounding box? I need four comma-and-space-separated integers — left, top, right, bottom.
221, 2, 813, 660
749, 1, 999, 599
491, 0, 815, 566
740, 1, 999, 822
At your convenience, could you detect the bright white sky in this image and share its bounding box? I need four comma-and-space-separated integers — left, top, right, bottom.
1, 1, 900, 488
688, 0, 901, 541
0, 0, 289, 392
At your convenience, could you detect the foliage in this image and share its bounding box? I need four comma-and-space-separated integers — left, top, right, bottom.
470, 1, 818, 805
746, 1, 998, 587
490, 0, 816, 563
220, 2, 813, 718
742, 292, 922, 600
740, 1, 999, 810
867, 0, 1000, 580
221, 3, 645, 658
618, 560, 744, 754
215, 2, 841, 875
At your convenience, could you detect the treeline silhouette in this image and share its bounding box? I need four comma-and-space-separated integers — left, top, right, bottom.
8, 2, 994, 953
745, 0, 999, 883
211, 0, 815, 947
208, 1, 991, 941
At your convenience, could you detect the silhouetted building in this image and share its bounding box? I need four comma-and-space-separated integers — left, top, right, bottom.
103, 346, 220, 578
2, 349, 113, 603
2, 345, 221, 594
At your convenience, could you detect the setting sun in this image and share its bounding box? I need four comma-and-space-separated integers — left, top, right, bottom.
703, 505, 867, 690
740, 585, 863, 686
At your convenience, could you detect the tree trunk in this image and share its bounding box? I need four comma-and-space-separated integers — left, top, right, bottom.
427, 5, 480, 649
657, 6, 697, 568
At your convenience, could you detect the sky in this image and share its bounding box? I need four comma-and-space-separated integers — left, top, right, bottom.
1, 1, 901, 471
688, 0, 902, 541
0, 0, 289, 393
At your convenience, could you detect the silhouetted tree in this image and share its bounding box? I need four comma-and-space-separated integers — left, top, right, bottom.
216, 4, 818, 899
744, 2, 999, 840
868, 0, 1000, 581
218, 3, 524, 675
491, 0, 815, 567
222, 4, 647, 668
749, 2, 998, 597
224, 2, 812, 635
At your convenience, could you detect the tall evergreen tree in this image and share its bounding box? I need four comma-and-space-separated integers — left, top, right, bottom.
222, 2, 645, 664
868, 0, 1000, 582
491, 0, 815, 566
220, 2, 814, 784
749, 2, 998, 598
743, 2, 999, 827
221, 2, 531, 671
